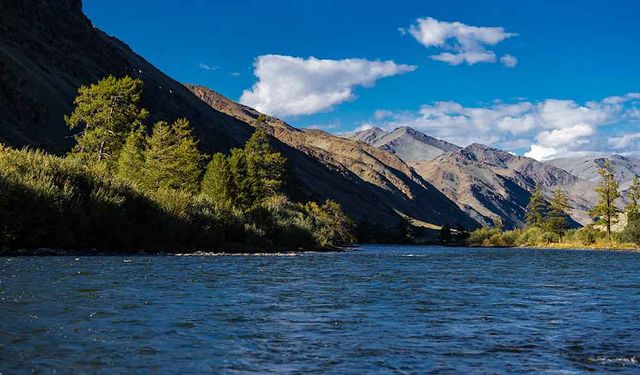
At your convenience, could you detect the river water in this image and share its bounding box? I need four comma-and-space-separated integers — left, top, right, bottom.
1, 245, 640, 374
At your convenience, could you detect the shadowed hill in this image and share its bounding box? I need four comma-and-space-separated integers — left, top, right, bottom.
0, 0, 477, 231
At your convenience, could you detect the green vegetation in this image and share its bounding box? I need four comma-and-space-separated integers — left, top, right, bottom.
0, 76, 354, 253
468, 160, 640, 250
590, 160, 620, 240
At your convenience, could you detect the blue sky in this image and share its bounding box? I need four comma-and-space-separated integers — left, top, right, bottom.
84, 0, 640, 159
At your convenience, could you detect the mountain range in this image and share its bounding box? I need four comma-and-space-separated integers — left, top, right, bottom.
2, 0, 639, 238
346, 126, 637, 229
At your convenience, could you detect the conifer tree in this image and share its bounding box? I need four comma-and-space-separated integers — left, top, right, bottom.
116, 125, 147, 185
590, 160, 621, 240
229, 148, 251, 209
547, 187, 572, 242
142, 119, 202, 193
525, 184, 548, 227
244, 128, 286, 203
171, 118, 202, 193
65, 76, 148, 167
143, 121, 177, 191
201, 153, 234, 207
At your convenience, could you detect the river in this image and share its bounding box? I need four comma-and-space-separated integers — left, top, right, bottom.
1, 245, 640, 373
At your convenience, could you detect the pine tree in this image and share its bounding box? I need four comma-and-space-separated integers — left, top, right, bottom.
142, 119, 202, 193
547, 187, 572, 242
229, 148, 251, 209
171, 118, 202, 194
65, 76, 148, 167
590, 160, 621, 240
116, 125, 147, 185
525, 184, 548, 227
143, 121, 177, 191
244, 128, 286, 203
201, 153, 234, 207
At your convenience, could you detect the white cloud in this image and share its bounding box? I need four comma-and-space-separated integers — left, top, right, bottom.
364, 93, 640, 160
199, 63, 217, 71
374, 109, 394, 120
609, 132, 640, 149
403, 17, 517, 66
500, 54, 518, 68
240, 55, 416, 117
353, 124, 374, 132
230, 72, 241, 77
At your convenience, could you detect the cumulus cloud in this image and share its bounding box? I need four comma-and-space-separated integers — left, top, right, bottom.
240, 55, 416, 117
403, 17, 517, 66
500, 54, 518, 68
366, 93, 640, 160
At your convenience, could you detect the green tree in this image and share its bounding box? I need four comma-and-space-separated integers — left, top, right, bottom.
142, 119, 202, 193
201, 153, 234, 207
143, 121, 177, 191
171, 118, 203, 193
525, 184, 548, 227
65, 76, 148, 167
547, 187, 572, 242
228, 148, 251, 209
237, 128, 286, 208
590, 160, 621, 240
116, 125, 146, 185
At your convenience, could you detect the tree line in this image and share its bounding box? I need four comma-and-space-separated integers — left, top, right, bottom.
0, 76, 355, 253
467, 160, 640, 248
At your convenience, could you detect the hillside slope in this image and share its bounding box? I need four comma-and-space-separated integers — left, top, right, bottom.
0, 0, 477, 231
411, 144, 597, 228
548, 155, 640, 191
344, 126, 461, 161
186, 85, 478, 230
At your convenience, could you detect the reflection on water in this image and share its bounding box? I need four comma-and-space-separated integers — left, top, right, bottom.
1, 246, 640, 373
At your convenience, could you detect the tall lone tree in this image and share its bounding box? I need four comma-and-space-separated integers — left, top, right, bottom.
525, 184, 548, 227
590, 160, 620, 240
65, 76, 148, 167
547, 187, 572, 242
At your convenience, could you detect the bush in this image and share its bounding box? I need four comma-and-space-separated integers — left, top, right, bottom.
572, 226, 604, 246
0, 147, 351, 252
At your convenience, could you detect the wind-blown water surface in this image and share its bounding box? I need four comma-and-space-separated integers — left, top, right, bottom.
1, 246, 639, 373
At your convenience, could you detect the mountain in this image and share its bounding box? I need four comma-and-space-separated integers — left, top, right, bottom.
186, 85, 478, 231
0, 0, 477, 233
411, 144, 597, 228
548, 155, 640, 191
344, 126, 461, 161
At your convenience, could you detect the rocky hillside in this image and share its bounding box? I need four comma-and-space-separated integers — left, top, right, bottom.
548, 155, 640, 191
344, 126, 461, 161
0, 0, 477, 232
186, 85, 478, 230
411, 144, 597, 228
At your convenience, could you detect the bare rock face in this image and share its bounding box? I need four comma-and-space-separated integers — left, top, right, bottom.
548, 155, 640, 191
344, 126, 461, 161
410, 143, 597, 229
0, 0, 477, 231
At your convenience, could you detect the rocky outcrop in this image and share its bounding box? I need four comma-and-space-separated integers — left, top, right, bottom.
344, 126, 461, 161
411, 144, 597, 228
